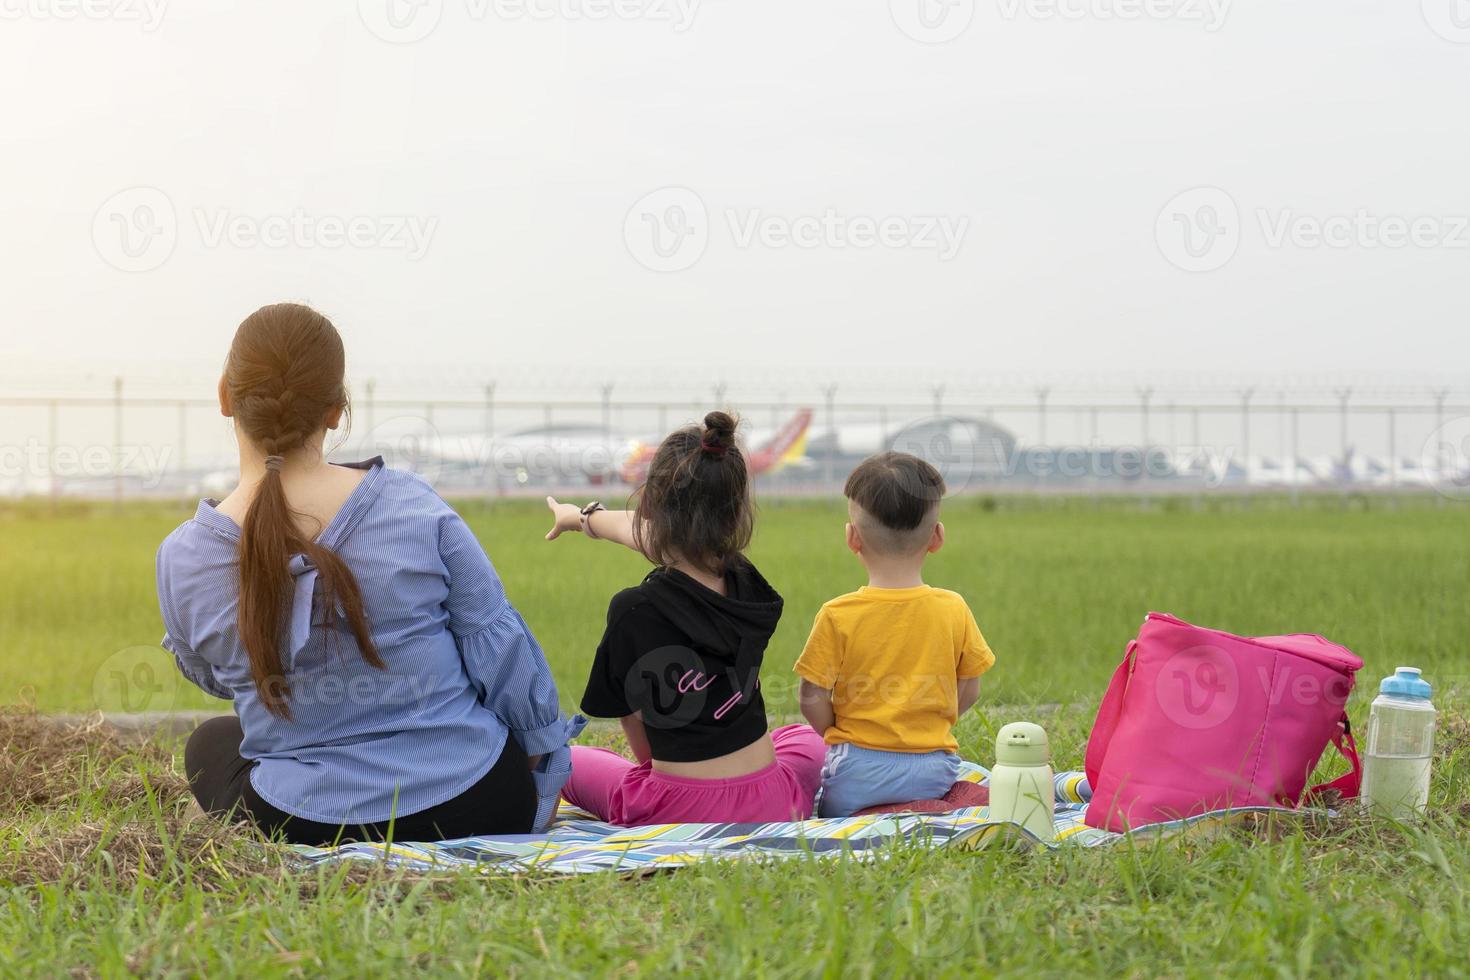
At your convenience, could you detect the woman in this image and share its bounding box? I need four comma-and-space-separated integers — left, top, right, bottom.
159, 303, 581, 844
543, 412, 825, 825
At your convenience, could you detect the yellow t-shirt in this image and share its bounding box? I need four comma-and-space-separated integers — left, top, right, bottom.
793, 585, 995, 754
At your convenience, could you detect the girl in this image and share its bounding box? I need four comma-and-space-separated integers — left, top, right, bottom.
545, 411, 825, 825
159, 303, 581, 844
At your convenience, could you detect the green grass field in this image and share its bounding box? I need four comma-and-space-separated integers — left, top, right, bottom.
5, 495, 1469, 718
2, 496, 1469, 977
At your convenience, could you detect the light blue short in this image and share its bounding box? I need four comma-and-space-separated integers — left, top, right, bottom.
816, 743, 962, 818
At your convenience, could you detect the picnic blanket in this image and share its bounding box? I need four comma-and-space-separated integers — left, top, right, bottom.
290, 763, 1320, 875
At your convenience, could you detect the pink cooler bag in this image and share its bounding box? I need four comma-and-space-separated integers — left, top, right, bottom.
1085, 613, 1362, 832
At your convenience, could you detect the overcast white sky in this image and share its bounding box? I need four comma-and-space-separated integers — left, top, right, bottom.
2, 0, 1467, 393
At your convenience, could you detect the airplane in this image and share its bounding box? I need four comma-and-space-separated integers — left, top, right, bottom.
619, 408, 814, 485
178, 409, 814, 497
339, 408, 814, 489
1242, 457, 1324, 488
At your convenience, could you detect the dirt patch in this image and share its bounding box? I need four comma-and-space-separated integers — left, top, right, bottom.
0, 706, 274, 888
1, 818, 273, 890
0, 708, 468, 891
1437, 712, 1470, 756
0, 705, 185, 810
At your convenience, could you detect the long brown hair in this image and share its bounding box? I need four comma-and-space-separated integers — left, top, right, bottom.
225, 303, 382, 718
632, 410, 754, 576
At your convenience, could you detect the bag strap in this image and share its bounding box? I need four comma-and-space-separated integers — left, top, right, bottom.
1084, 641, 1137, 786
1303, 713, 1362, 803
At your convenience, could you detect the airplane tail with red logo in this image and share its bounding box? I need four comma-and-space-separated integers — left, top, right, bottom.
747, 408, 813, 475
619, 408, 814, 484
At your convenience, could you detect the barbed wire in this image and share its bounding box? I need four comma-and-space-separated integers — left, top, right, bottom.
1, 362, 1466, 404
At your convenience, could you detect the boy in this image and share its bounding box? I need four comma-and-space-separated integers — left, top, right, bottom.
795, 451, 995, 817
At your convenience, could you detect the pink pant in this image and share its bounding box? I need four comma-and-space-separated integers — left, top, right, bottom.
562, 725, 826, 826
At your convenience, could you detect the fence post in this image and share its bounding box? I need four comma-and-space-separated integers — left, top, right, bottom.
1238, 387, 1254, 470
1035, 386, 1049, 446
1138, 387, 1153, 448
1276, 390, 1287, 463
48, 399, 59, 505
1335, 387, 1351, 462
113, 376, 124, 508
824, 384, 838, 489
177, 400, 188, 490
1290, 407, 1300, 508
1388, 407, 1398, 500
364, 379, 377, 446
1431, 388, 1448, 505
483, 382, 495, 439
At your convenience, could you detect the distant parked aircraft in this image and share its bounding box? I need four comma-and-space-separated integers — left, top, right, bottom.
619, 409, 814, 485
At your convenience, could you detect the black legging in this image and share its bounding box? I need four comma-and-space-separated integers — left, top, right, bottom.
183, 715, 538, 845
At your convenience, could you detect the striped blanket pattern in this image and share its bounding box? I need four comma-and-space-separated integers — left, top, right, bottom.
290, 764, 1303, 875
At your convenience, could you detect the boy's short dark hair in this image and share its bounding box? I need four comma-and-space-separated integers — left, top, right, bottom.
843, 452, 946, 555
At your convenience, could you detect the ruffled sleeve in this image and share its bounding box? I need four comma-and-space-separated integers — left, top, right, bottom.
440, 512, 584, 830
156, 538, 232, 701
162, 631, 232, 701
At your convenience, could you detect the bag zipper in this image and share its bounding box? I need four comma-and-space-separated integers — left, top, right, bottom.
1145, 612, 1360, 675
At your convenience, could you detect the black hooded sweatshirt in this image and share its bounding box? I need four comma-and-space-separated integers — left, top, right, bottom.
579, 562, 783, 763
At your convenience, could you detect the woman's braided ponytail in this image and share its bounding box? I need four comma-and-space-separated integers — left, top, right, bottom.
225, 303, 382, 718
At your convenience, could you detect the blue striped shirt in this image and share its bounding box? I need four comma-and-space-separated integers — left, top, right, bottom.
155, 458, 582, 830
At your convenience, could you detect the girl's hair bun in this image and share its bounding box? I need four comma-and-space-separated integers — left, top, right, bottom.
701, 411, 738, 456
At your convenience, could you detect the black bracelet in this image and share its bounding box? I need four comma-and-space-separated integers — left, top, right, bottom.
580, 501, 606, 539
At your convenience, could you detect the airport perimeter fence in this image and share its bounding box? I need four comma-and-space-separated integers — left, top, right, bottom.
2, 378, 1470, 503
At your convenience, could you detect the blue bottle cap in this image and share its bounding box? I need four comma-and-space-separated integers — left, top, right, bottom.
1380, 667, 1432, 699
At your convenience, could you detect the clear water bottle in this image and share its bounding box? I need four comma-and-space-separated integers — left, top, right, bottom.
988, 722, 1055, 841
1362, 667, 1436, 818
